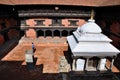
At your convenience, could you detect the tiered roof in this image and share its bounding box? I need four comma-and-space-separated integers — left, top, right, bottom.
67, 18, 120, 57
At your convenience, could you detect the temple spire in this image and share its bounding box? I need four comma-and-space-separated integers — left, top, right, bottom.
88, 9, 95, 22
90, 9, 95, 20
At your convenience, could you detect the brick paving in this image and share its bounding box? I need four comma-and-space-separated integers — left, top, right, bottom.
0, 37, 68, 80
0, 37, 119, 80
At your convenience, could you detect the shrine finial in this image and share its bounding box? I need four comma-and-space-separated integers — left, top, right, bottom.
90, 9, 95, 20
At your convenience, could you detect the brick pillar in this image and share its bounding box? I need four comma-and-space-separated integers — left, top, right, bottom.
26, 29, 37, 38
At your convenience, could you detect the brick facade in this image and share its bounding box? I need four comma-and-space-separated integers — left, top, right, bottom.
0, 34, 4, 45
0, 18, 19, 45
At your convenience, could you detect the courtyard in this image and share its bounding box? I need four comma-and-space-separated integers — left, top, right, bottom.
0, 37, 119, 80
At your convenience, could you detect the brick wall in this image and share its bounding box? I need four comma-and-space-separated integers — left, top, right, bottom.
0, 34, 4, 45
0, 18, 19, 41
26, 18, 86, 27
8, 29, 20, 39
109, 21, 120, 48
24, 18, 86, 38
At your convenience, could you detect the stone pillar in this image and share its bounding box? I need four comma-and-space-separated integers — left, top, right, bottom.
76, 58, 85, 71
52, 30, 54, 37
72, 59, 75, 71
60, 30, 62, 38
99, 58, 107, 71
85, 58, 89, 71
44, 30, 46, 37
68, 31, 70, 36
109, 56, 115, 71
97, 58, 100, 71
75, 58, 77, 70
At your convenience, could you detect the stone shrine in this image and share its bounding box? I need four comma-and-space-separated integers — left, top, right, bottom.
67, 18, 120, 72
25, 50, 34, 70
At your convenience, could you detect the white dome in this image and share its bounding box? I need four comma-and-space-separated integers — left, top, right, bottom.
79, 20, 102, 33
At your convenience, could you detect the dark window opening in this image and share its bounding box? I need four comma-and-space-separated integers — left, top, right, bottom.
35, 20, 45, 26
68, 20, 79, 26
54, 30, 60, 36
46, 30, 52, 37
62, 30, 68, 36
37, 30, 44, 37
49, 18, 64, 26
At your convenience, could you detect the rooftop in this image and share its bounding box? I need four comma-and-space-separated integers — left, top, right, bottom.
0, 0, 120, 7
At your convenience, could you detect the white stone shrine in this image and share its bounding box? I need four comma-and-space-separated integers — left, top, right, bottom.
25, 50, 34, 70
25, 50, 34, 63
67, 18, 120, 71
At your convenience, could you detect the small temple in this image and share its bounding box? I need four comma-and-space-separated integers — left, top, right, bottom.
67, 10, 120, 72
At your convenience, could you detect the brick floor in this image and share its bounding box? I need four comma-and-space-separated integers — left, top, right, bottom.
0, 37, 68, 80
